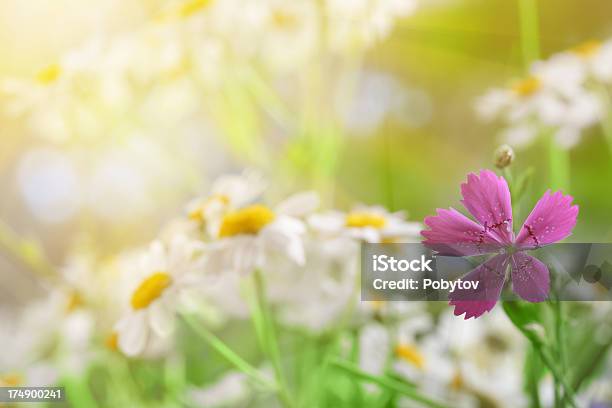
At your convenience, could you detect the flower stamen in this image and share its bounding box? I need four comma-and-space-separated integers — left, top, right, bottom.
219, 205, 275, 237
65, 291, 84, 313
0, 374, 23, 387
189, 194, 230, 224
131, 272, 172, 310
511, 76, 541, 97
394, 343, 425, 369
346, 212, 386, 229
105, 332, 119, 351
36, 64, 61, 84
571, 40, 601, 58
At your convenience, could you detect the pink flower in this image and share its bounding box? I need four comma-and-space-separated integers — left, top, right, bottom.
421, 170, 579, 319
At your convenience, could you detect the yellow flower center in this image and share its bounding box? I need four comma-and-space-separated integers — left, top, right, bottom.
105, 332, 119, 351
179, 0, 212, 18
345, 212, 386, 229
218, 205, 275, 237
370, 300, 386, 311
511, 76, 541, 97
65, 291, 84, 313
271, 11, 298, 29
0, 374, 23, 387
154, 0, 212, 21
131, 272, 172, 310
571, 40, 601, 58
36, 64, 61, 84
395, 344, 425, 369
189, 194, 230, 224
450, 370, 464, 390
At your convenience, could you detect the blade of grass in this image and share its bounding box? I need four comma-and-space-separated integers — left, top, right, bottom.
330, 359, 450, 408
252, 270, 295, 408
182, 313, 275, 390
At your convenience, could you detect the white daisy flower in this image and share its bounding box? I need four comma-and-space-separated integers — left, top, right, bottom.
391, 317, 455, 400
187, 372, 251, 408
114, 235, 204, 357
358, 322, 390, 394
438, 310, 527, 408
475, 39, 612, 150
326, 0, 418, 52
249, 0, 319, 72
187, 366, 273, 408
267, 237, 359, 333
205, 191, 319, 276
562, 39, 612, 84
0, 363, 58, 388
186, 170, 266, 236
308, 204, 421, 243
0, 286, 95, 379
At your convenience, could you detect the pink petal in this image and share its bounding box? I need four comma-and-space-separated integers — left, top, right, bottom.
460, 170, 514, 245
510, 252, 550, 302
421, 207, 503, 256
449, 254, 508, 319
515, 190, 579, 249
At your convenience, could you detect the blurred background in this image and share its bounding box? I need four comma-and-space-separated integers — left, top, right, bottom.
0, 0, 612, 406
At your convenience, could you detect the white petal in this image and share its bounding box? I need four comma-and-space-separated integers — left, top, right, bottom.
146, 241, 168, 272
348, 227, 380, 243
230, 237, 259, 275
272, 215, 305, 235
554, 127, 581, 149
117, 313, 148, 357
275, 191, 320, 217
261, 225, 305, 265
502, 125, 536, 149
149, 299, 175, 337
212, 170, 266, 207
475, 89, 510, 121
383, 221, 422, 239
308, 212, 345, 234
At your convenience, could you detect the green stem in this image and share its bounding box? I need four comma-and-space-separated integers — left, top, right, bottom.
553, 299, 570, 408
182, 313, 275, 390
0, 220, 56, 280
252, 270, 295, 408
518, 0, 571, 192
63, 373, 98, 408
533, 343, 579, 408
382, 130, 395, 210
553, 301, 567, 374
548, 137, 571, 191
330, 359, 450, 408
597, 85, 612, 158
518, 0, 540, 66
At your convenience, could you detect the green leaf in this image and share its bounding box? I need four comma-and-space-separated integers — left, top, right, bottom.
330, 359, 450, 408
523, 344, 544, 408
502, 301, 545, 345
511, 166, 535, 203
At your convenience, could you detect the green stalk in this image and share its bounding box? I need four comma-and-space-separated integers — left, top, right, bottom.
182, 313, 275, 390
518, 0, 571, 191
252, 270, 295, 408
597, 85, 612, 158
548, 137, 571, 191
553, 300, 567, 376
63, 374, 98, 408
518, 0, 540, 66
0, 220, 56, 280
330, 359, 450, 408
553, 299, 571, 408
533, 342, 579, 408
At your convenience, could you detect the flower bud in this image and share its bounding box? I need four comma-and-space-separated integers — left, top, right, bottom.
493, 144, 514, 169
